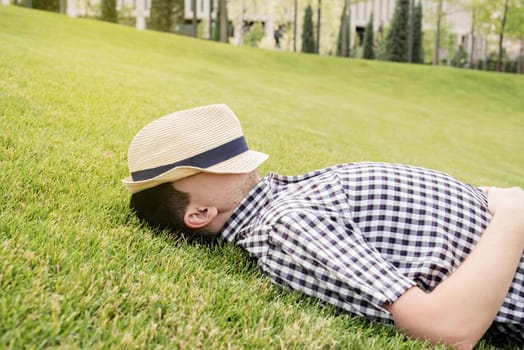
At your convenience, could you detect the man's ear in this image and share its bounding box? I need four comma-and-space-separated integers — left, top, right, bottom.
183, 206, 218, 229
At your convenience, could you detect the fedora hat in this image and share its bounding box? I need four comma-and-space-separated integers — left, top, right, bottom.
123, 104, 269, 193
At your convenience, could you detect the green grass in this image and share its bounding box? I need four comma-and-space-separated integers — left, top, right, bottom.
1, 6, 523, 349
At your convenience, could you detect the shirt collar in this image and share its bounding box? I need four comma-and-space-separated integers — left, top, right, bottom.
219, 173, 275, 243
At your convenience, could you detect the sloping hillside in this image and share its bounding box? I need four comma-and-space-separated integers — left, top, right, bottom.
0, 6, 522, 349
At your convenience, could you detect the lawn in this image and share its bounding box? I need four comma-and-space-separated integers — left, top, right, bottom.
1, 5, 523, 349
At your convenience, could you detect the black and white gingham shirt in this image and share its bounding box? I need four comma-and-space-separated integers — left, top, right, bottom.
220, 162, 524, 342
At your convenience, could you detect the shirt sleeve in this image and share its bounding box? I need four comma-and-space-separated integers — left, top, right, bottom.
263, 209, 416, 321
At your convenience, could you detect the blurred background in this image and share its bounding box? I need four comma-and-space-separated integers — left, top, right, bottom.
4, 0, 524, 74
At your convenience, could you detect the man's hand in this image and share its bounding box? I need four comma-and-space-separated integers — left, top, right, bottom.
482, 186, 524, 218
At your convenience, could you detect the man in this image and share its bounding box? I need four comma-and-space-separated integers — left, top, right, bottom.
123, 104, 524, 349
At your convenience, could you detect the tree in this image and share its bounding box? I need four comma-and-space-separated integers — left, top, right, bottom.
213, 0, 221, 41
375, 23, 387, 60
32, 0, 59, 12
363, 14, 375, 59
452, 44, 468, 67
463, 0, 491, 69
302, 4, 315, 53
100, 0, 117, 23
316, 0, 322, 53
219, 0, 229, 42
243, 23, 264, 47
506, 0, 524, 73
408, 0, 414, 61
208, 0, 214, 39
191, 0, 197, 37
337, 0, 351, 57
412, 1, 424, 63
149, 0, 174, 32
294, 0, 298, 52
385, 0, 410, 62
518, 36, 524, 74
21, 0, 32, 7
497, 0, 510, 71
472, 0, 515, 71
433, 0, 443, 65
214, 0, 228, 42
468, 6, 476, 68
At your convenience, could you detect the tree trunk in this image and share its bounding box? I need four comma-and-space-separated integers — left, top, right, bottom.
234, 0, 244, 45
497, 0, 509, 72
468, 8, 475, 69
219, 0, 228, 43
192, 0, 197, 37
348, 0, 351, 56
209, 0, 213, 40
316, 0, 321, 53
408, 0, 414, 63
293, 0, 297, 52
433, 0, 443, 65
341, 0, 349, 57
483, 37, 488, 70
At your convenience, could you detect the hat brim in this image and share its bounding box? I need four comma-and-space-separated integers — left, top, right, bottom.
123, 150, 268, 193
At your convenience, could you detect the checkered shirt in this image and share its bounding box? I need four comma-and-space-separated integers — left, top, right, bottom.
220, 162, 524, 343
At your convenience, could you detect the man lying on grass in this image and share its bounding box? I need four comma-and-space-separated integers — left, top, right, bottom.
123, 104, 524, 349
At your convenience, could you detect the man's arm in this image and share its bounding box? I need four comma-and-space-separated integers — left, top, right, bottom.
384, 187, 524, 350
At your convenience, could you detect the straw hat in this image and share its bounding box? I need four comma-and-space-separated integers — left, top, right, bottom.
123, 104, 269, 193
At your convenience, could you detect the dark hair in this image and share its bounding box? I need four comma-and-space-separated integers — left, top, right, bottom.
130, 182, 219, 243
130, 182, 191, 233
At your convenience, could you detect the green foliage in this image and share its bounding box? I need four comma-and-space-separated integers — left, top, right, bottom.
213, 0, 222, 41
363, 14, 375, 60
336, 2, 350, 57
213, 0, 220, 41
385, 0, 410, 62
1, 7, 523, 350
505, 0, 524, 71
148, 0, 175, 32
411, 1, 424, 64
470, 0, 520, 71
473, 0, 522, 39
31, 0, 58, 12
100, 0, 117, 23
444, 33, 457, 65
197, 19, 207, 39
301, 4, 315, 53
243, 22, 264, 47
452, 44, 468, 68
375, 24, 387, 60
479, 50, 520, 73
117, 3, 138, 27
506, 0, 524, 39
423, 13, 452, 66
